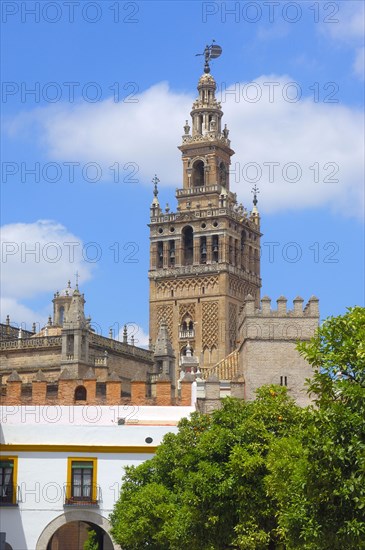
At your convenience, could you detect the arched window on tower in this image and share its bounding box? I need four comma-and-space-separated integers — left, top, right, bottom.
182, 226, 194, 266
157, 241, 163, 268
180, 314, 194, 338
59, 306, 64, 325
229, 237, 234, 264
66, 335, 74, 357
195, 115, 203, 134
212, 235, 219, 262
200, 236, 207, 264
169, 240, 175, 267
192, 160, 205, 187
255, 248, 259, 275
241, 231, 246, 269
219, 162, 227, 186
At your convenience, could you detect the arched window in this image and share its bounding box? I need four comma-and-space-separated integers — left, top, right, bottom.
157, 241, 163, 268
182, 226, 194, 266
66, 335, 74, 356
212, 235, 219, 262
192, 160, 205, 187
74, 386, 87, 401
241, 231, 246, 269
219, 162, 227, 186
200, 236, 207, 264
169, 240, 175, 267
255, 248, 259, 275
59, 306, 64, 325
180, 314, 194, 338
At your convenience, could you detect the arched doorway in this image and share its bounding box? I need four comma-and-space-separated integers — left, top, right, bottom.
47, 521, 107, 550
36, 511, 120, 550
74, 385, 87, 401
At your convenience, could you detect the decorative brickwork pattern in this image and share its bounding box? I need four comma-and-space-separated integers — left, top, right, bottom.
157, 305, 173, 339
229, 276, 248, 297
202, 301, 219, 348
156, 275, 218, 296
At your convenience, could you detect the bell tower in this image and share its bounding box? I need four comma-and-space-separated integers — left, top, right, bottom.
149, 45, 261, 375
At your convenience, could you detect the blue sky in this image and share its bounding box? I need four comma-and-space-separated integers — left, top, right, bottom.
1, 0, 364, 345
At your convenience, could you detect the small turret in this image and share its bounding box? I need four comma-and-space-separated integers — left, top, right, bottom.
63, 288, 86, 329
150, 174, 162, 218
60, 285, 91, 378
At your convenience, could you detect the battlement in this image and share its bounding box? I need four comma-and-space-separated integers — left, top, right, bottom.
0, 369, 194, 407
238, 295, 319, 347
241, 294, 319, 318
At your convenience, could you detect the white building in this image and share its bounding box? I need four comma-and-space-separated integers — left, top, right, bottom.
0, 405, 194, 550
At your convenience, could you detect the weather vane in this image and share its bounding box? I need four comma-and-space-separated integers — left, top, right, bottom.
196, 40, 222, 73
251, 185, 260, 206
75, 270, 80, 289
152, 174, 160, 198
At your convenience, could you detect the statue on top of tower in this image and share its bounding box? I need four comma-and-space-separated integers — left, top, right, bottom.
196, 41, 222, 74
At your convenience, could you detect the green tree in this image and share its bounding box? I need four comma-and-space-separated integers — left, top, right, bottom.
84, 529, 99, 550
110, 386, 302, 549
110, 307, 365, 549
266, 307, 365, 549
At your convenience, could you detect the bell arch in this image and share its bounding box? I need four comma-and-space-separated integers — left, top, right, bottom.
192, 159, 205, 187
218, 161, 227, 186
181, 226, 194, 266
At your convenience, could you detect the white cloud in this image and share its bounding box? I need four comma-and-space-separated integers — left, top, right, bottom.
0, 297, 45, 329
5, 76, 364, 218
322, 1, 364, 43
5, 83, 192, 186
353, 47, 365, 80
1, 220, 94, 325
320, 1, 364, 81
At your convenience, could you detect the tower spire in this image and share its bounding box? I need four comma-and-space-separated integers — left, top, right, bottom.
149, 46, 262, 381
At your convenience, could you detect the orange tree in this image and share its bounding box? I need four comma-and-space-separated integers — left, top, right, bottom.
110, 386, 302, 550
266, 307, 365, 549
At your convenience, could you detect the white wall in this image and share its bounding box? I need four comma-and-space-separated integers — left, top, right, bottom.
1, 451, 154, 550
0, 406, 194, 549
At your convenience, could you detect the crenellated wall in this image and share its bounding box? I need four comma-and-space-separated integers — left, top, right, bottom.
0, 370, 194, 407
237, 294, 319, 406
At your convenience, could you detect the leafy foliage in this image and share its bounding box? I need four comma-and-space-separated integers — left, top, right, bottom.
110, 308, 365, 549
110, 387, 301, 549
84, 529, 99, 550
267, 307, 365, 549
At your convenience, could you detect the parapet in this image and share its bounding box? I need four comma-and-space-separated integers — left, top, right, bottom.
238, 295, 320, 343
241, 295, 320, 319
0, 369, 194, 408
